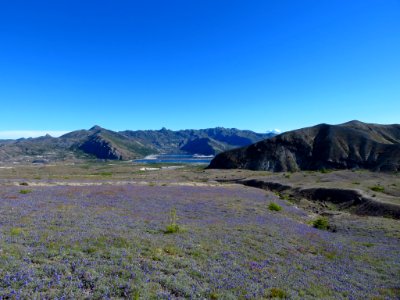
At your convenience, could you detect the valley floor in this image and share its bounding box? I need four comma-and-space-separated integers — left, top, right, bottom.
0, 163, 399, 299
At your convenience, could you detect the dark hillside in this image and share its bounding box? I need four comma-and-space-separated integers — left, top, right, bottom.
208, 121, 400, 172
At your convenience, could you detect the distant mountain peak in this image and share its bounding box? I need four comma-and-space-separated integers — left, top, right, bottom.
35, 133, 53, 140
266, 129, 282, 134
341, 120, 364, 126
89, 125, 103, 131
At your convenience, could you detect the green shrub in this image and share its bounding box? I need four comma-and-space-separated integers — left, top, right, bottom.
165, 223, 179, 234
278, 193, 291, 201
10, 227, 24, 236
99, 172, 112, 176
19, 189, 31, 194
164, 207, 180, 234
269, 287, 287, 298
268, 202, 282, 211
313, 217, 329, 230
370, 185, 384, 192
209, 292, 219, 299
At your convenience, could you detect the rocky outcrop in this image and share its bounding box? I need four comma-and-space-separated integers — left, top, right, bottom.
208, 121, 400, 172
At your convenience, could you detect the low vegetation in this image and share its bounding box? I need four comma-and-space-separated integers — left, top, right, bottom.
19, 189, 31, 194
370, 185, 385, 193
268, 202, 283, 211
313, 217, 329, 230
269, 287, 288, 298
164, 207, 180, 233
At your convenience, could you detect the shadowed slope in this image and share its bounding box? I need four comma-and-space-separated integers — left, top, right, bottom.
208, 121, 400, 172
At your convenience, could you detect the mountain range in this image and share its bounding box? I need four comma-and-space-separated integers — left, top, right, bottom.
208, 121, 400, 172
0, 126, 274, 163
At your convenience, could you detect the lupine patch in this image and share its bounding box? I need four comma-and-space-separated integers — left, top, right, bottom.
0, 183, 398, 299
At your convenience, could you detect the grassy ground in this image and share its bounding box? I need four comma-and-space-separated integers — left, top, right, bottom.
0, 162, 399, 299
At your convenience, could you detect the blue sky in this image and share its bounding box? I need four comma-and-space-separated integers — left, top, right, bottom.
0, 0, 399, 138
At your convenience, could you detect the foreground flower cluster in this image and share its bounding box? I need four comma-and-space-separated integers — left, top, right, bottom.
0, 183, 399, 299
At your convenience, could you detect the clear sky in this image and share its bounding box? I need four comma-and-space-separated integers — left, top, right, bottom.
0, 0, 399, 138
